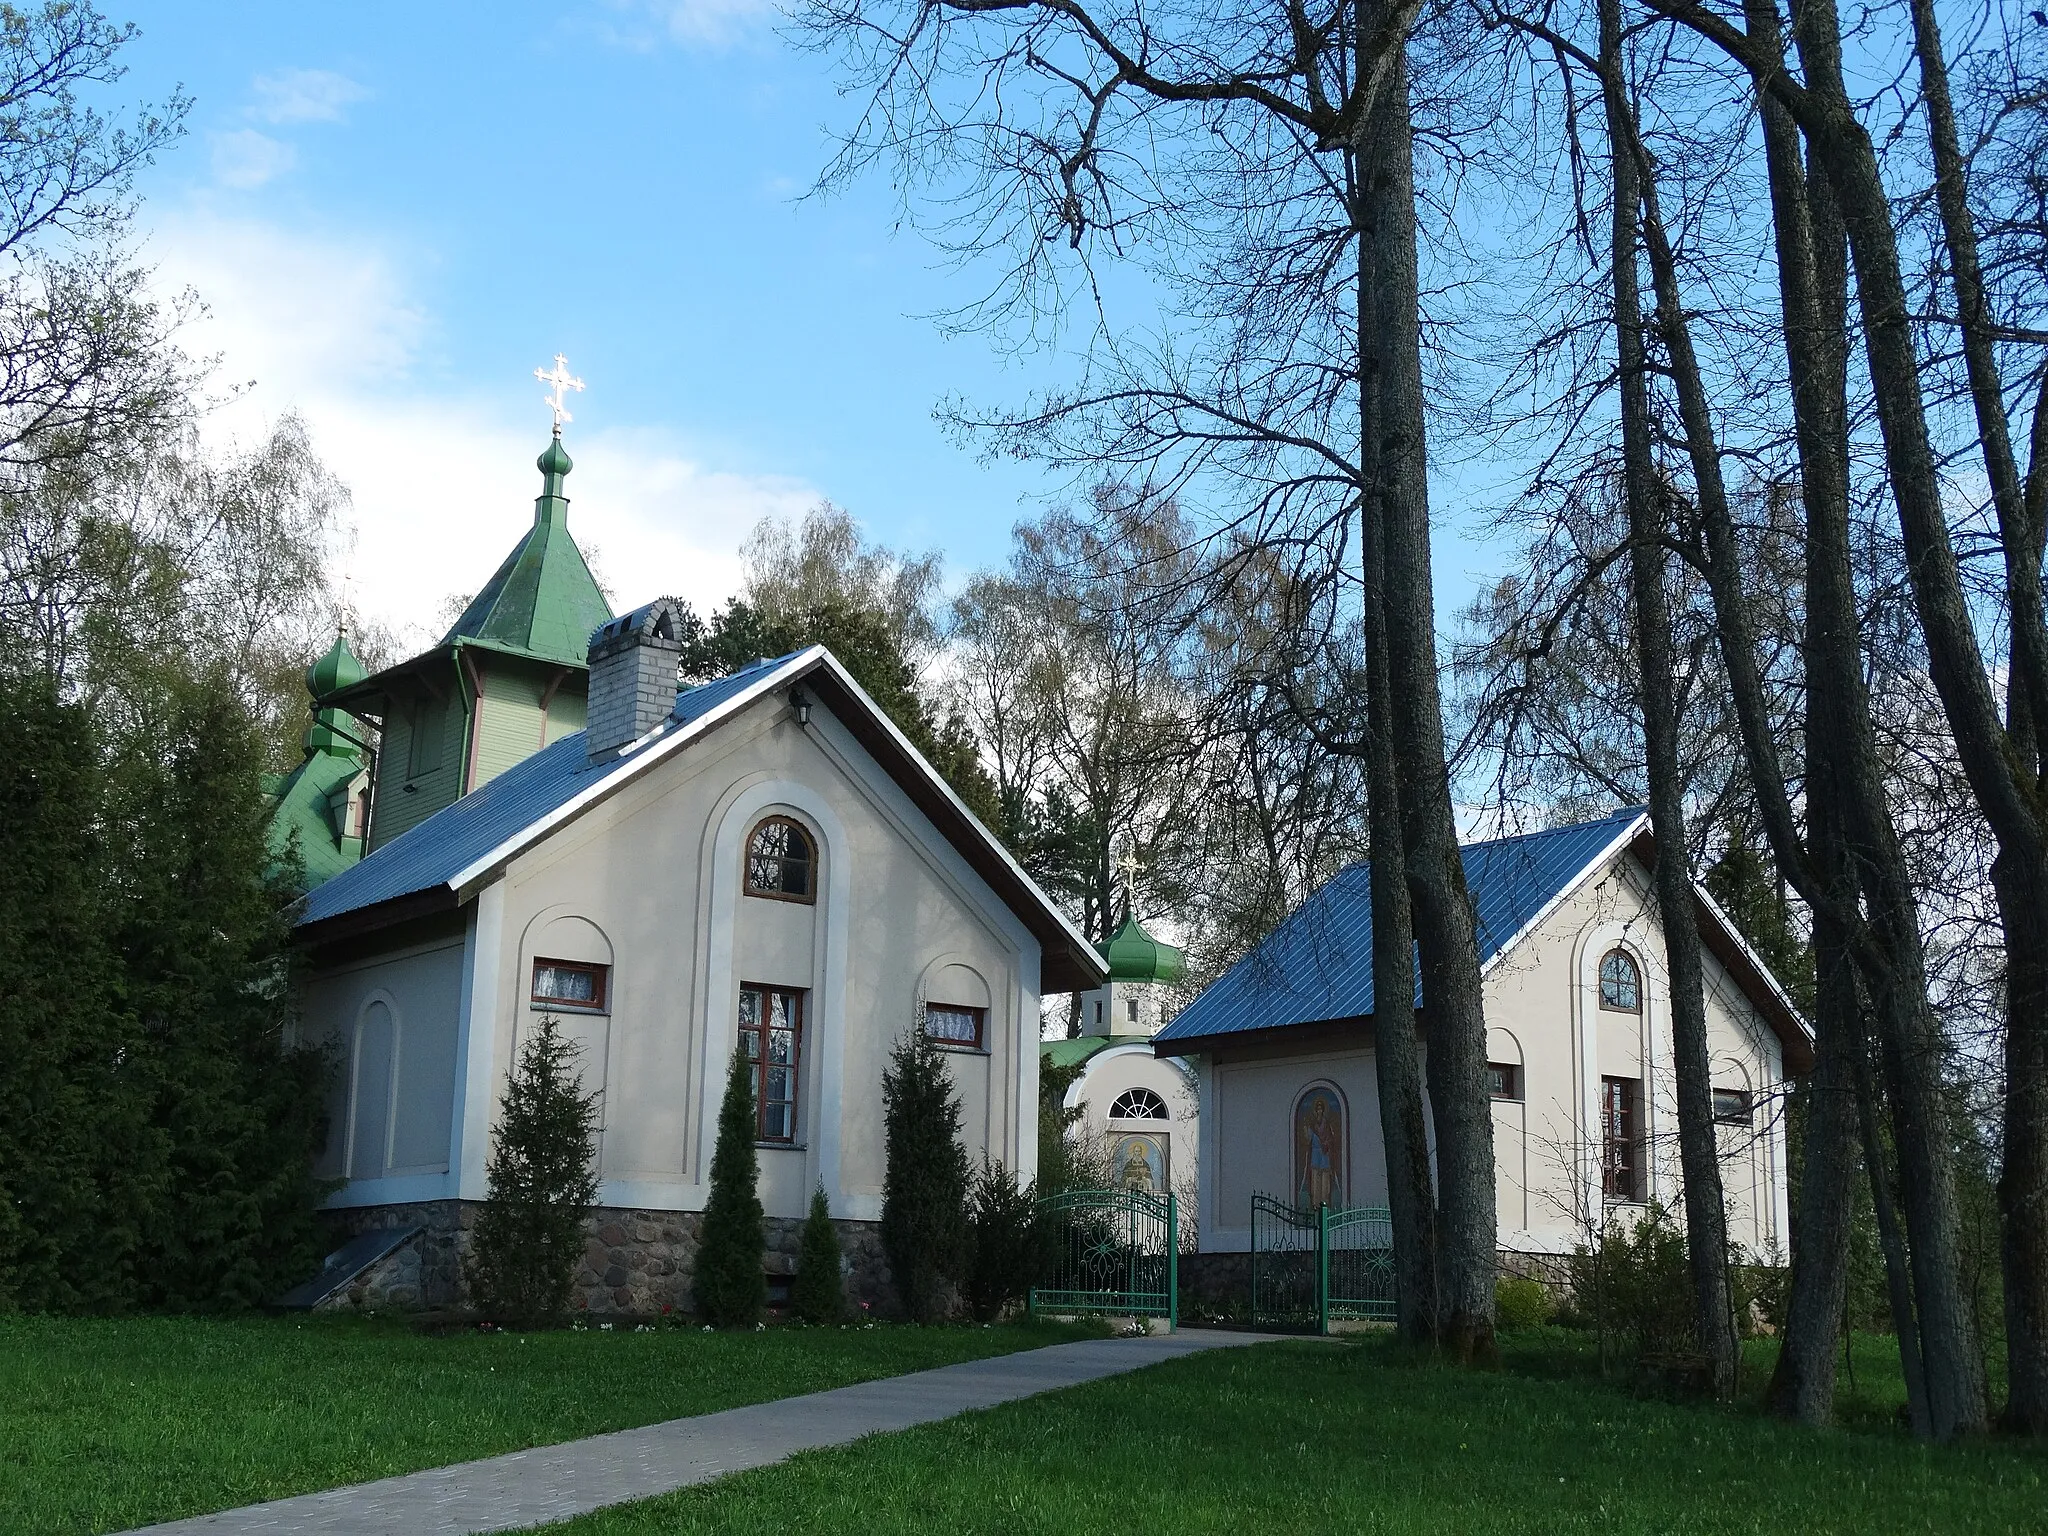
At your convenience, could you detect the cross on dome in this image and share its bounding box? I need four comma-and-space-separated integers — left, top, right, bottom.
534, 353, 585, 431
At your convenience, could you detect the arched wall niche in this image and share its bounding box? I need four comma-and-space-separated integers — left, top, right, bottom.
347, 993, 400, 1183
1291, 1079, 1349, 1210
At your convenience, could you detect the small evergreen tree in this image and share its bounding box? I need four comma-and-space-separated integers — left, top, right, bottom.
695, 1046, 766, 1326
964, 1158, 1038, 1322
464, 1014, 599, 1327
881, 1029, 970, 1322
792, 1185, 844, 1324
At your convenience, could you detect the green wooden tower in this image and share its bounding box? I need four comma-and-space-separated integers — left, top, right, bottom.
264, 628, 372, 890
319, 428, 615, 852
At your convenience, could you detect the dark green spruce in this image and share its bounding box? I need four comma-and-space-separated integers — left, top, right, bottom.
695, 1046, 766, 1326
881, 1029, 969, 1322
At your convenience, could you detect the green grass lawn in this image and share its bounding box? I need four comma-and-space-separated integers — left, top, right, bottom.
540, 1331, 2048, 1536
0, 1314, 1095, 1535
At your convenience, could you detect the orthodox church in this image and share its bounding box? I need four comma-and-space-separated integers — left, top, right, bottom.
1042, 908, 1198, 1205
279, 391, 1104, 1313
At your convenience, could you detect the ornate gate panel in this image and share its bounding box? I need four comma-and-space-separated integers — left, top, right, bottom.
1251, 1195, 1396, 1332
1029, 1188, 1178, 1328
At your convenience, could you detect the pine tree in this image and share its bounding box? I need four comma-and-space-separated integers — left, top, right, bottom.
881, 1029, 969, 1322
792, 1185, 844, 1324
464, 1014, 600, 1327
695, 1045, 766, 1326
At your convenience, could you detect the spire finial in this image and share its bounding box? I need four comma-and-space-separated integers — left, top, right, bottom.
534, 352, 585, 433
1115, 849, 1140, 920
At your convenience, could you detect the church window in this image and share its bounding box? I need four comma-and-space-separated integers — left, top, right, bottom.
1109, 1087, 1169, 1121
924, 1003, 985, 1049
1127, 996, 1139, 1023
1094, 1000, 1103, 1026
1599, 949, 1641, 1012
745, 817, 816, 902
739, 984, 804, 1143
1601, 1076, 1642, 1200
532, 958, 608, 1013
1713, 1087, 1754, 1125
1487, 1063, 1521, 1101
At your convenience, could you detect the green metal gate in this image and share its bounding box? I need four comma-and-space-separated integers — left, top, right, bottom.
1250, 1194, 1396, 1333
1028, 1188, 1178, 1328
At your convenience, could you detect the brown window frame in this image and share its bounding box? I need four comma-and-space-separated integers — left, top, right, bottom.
1712, 1087, 1754, 1126
1486, 1062, 1522, 1101
1601, 1075, 1642, 1200
744, 816, 818, 903
1598, 949, 1642, 1013
923, 1002, 986, 1050
531, 957, 609, 1013
738, 983, 804, 1144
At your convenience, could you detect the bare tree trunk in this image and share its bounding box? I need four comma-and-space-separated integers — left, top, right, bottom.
1599, 0, 1737, 1397
1365, 44, 1498, 1363
1856, 1022, 1935, 1439
1355, 80, 1440, 1342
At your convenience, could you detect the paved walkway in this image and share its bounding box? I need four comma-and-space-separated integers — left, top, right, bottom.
129, 1329, 1277, 1536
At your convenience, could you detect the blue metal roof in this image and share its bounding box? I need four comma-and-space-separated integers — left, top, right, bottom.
299, 653, 803, 929
1153, 808, 1647, 1046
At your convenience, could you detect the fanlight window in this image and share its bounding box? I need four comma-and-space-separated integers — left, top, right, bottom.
1108, 1087, 1169, 1121
745, 816, 816, 902
1599, 949, 1641, 1012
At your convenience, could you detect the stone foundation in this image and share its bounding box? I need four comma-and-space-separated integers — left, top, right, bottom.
320, 1201, 894, 1318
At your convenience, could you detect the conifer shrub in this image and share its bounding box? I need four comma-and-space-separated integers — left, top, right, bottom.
881, 1029, 970, 1322
792, 1185, 844, 1324
964, 1158, 1039, 1322
464, 1014, 600, 1327
695, 1046, 766, 1326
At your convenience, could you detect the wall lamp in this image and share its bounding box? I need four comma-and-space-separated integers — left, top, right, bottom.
790, 687, 812, 728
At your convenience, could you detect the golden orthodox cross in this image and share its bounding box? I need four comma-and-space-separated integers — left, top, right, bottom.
534, 353, 585, 430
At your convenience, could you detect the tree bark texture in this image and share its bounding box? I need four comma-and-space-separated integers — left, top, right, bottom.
1599, 0, 1738, 1398
1355, 89, 1439, 1340
1363, 46, 1499, 1361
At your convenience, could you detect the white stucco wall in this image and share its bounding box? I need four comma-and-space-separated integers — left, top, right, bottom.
1196, 853, 1793, 1260
305, 688, 1045, 1225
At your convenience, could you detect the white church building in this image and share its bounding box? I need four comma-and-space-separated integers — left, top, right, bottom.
1152, 810, 1809, 1264
291, 603, 1104, 1313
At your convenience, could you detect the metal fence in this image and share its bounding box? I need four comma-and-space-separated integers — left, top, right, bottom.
1028, 1187, 1178, 1328
1250, 1194, 1396, 1333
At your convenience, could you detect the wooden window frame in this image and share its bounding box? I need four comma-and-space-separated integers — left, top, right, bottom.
1601, 1075, 1642, 1201
531, 957, 609, 1014
1486, 1062, 1522, 1102
738, 983, 804, 1145
744, 816, 818, 904
1712, 1087, 1755, 1126
1598, 948, 1642, 1013
922, 1002, 986, 1051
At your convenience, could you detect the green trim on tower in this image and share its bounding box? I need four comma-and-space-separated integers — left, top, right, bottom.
265, 630, 369, 892
439, 432, 613, 666
1100, 913, 1186, 985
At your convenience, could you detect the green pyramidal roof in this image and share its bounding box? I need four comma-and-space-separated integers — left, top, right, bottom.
440, 432, 613, 664
1100, 913, 1185, 985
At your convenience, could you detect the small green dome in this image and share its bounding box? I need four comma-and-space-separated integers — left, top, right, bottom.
537, 432, 574, 481
1099, 913, 1185, 985
306, 630, 365, 698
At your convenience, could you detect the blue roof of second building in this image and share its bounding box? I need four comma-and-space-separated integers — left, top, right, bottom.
1154, 808, 1647, 1046
299, 654, 800, 928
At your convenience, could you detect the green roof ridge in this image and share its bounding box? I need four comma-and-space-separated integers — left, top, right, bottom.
440, 432, 613, 665
1099, 912, 1185, 985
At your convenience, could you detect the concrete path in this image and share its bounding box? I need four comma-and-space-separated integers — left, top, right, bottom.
128, 1329, 1278, 1536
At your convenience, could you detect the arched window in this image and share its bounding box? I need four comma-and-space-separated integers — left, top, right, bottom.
745, 816, 816, 902
1599, 948, 1641, 1012
1109, 1087, 1169, 1121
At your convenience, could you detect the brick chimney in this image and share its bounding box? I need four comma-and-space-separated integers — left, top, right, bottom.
585, 598, 684, 763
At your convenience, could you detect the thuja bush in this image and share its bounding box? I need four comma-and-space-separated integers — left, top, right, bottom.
881, 1030, 969, 1322
465, 1014, 601, 1327
695, 1047, 766, 1327
792, 1185, 844, 1324
964, 1159, 1039, 1322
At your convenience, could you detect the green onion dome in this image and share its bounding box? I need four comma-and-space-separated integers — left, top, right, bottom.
1099, 913, 1186, 986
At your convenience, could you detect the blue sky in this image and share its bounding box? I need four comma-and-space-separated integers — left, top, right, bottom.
121, 1, 1506, 643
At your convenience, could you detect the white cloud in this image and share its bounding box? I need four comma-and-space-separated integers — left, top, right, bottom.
147, 211, 812, 639
251, 68, 370, 125
209, 129, 297, 190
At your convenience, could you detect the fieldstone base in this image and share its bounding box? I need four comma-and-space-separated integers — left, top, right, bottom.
319, 1202, 894, 1318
